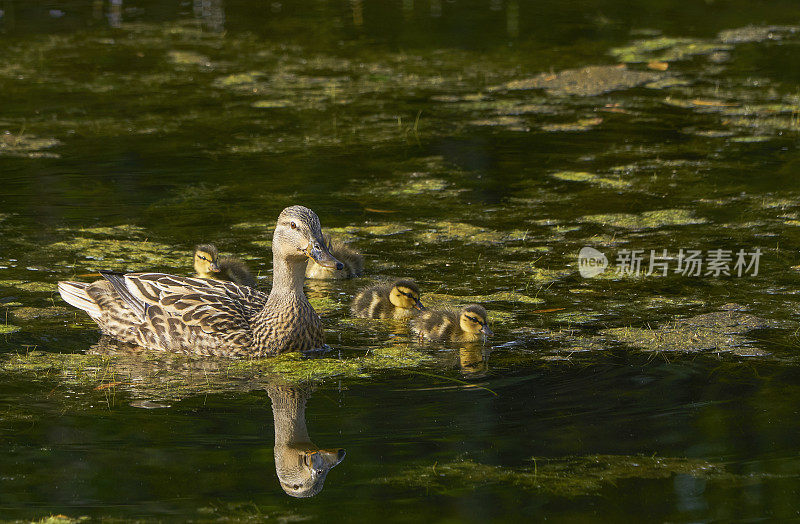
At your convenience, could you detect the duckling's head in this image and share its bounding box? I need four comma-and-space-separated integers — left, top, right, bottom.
273, 206, 343, 270
389, 280, 425, 310
194, 244, 220, 278
459, 304, 493, 337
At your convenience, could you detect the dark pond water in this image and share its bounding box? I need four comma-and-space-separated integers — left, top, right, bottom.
2, 0, 800, 521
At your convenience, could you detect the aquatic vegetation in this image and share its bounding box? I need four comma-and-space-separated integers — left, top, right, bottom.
718, 25, 800, 44
426, 291, 543, 306
48, 237, 176, 272
603, 307, 776, 354
541, 117, 603, 132
550, 171, 631, 189
0, 280, 57, 293
7, 306, 71, 321
610, 37, 731, 63
491, 65, 664, 97
381, 454, 734, 496
0, 325, 21, 334
580, 209, 707, 229
0, 132, 61, 158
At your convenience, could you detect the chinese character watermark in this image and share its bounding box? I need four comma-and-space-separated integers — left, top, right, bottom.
578, 247, 762, 278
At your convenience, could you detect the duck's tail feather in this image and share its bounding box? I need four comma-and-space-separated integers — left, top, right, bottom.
58, 281, 102, 318
99, 270, 147, 321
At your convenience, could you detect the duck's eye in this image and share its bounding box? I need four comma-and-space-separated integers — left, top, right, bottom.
290, 221, 298, 230
293, 484, 301, 490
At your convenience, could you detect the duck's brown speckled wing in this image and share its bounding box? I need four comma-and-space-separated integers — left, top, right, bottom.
122, 273, 268, 356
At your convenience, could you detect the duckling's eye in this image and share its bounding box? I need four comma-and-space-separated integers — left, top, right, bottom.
290, 221, 298, 230
467, 315, 482, 324
198, 255, 208, 261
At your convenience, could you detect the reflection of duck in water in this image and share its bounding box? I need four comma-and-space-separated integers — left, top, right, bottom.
458, 345, 489, 378
268, 384, 345, 498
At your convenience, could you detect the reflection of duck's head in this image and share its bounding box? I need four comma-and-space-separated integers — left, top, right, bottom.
194, 244, 220, 278
276, 446, 346, 498
268, 384, 345, 498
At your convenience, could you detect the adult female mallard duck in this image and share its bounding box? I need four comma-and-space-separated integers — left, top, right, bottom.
305, 235, 363, 280
194, 243, 258, 288
58, 206, 343, 357
350, 280, 425, 319
411, 304, 493, 342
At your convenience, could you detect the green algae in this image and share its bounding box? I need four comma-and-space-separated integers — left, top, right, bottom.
0, 132, 61, 158
581, 209, 707, 229
550, 171, 630, 190
31, 516, 89, 524
251, 99, 294, 109
0, 342, 437, 397
426, 291, 543, 306
49, 237, 176, 272
491, 65, 663, 97
541, 117, 604, 132
609, 37, 731, 63
718, 25, 799, 44
0, 280, 57, 293
0, 325, 21, 334
8, 306, 71, 321
166, 50, 212, 66
603, 307, 775, 355
381, 454, 734, 497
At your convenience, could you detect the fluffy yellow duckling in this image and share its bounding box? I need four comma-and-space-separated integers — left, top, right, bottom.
351, 280, 425, 319
411, 304, 493, 343
194, 244, 257, 288
306, 235, 363, 279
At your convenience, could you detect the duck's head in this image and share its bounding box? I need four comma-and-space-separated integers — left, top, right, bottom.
459, 304, 493, 337
389, 280, 426, 310
194, 244, 220, 278
274, 206, 343, 270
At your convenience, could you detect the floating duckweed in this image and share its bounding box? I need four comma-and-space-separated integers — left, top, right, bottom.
718, 25, 800, 44
0, 132, 61, 158
381, 454, 733, 496
603, 308, 775, 354
550, 171, 630, 189
610, 37, 731, 63
213, 72, 263, 87
426, 291, 543, 305
581, 209, 706, 229
58, 224, 147, 237
0, 280, 56, 293
0, 325, 21, 334
308, 296, 342, 315
541, 117, 603, 132
32, 515, 88, 524
166, 50, 211, 66
8, 306, 71, 321
353, 224, 413, 236
492, 65, 663, 97
251, 99, 294, 109
48, 237, 176, 271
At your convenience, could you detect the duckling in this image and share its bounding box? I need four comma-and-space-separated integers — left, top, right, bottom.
305, 235, 363, 279
351, 280, 425, 319
411, 304, 493, 343
194, 244, 257, 288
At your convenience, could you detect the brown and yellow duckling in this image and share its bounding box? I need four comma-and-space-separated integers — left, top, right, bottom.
411, 304, 493, 343
351, 280, 425, 319
306, 235, 363, 280
194, 243, 258, 288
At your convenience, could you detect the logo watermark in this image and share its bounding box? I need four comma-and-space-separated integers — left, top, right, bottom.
578, 247, 761, 278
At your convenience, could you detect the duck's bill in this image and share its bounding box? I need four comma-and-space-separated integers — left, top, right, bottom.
210, 263, 221, 272
414, 299, 427, 311
480, 324, 494, 336
306, 242, 343, 270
